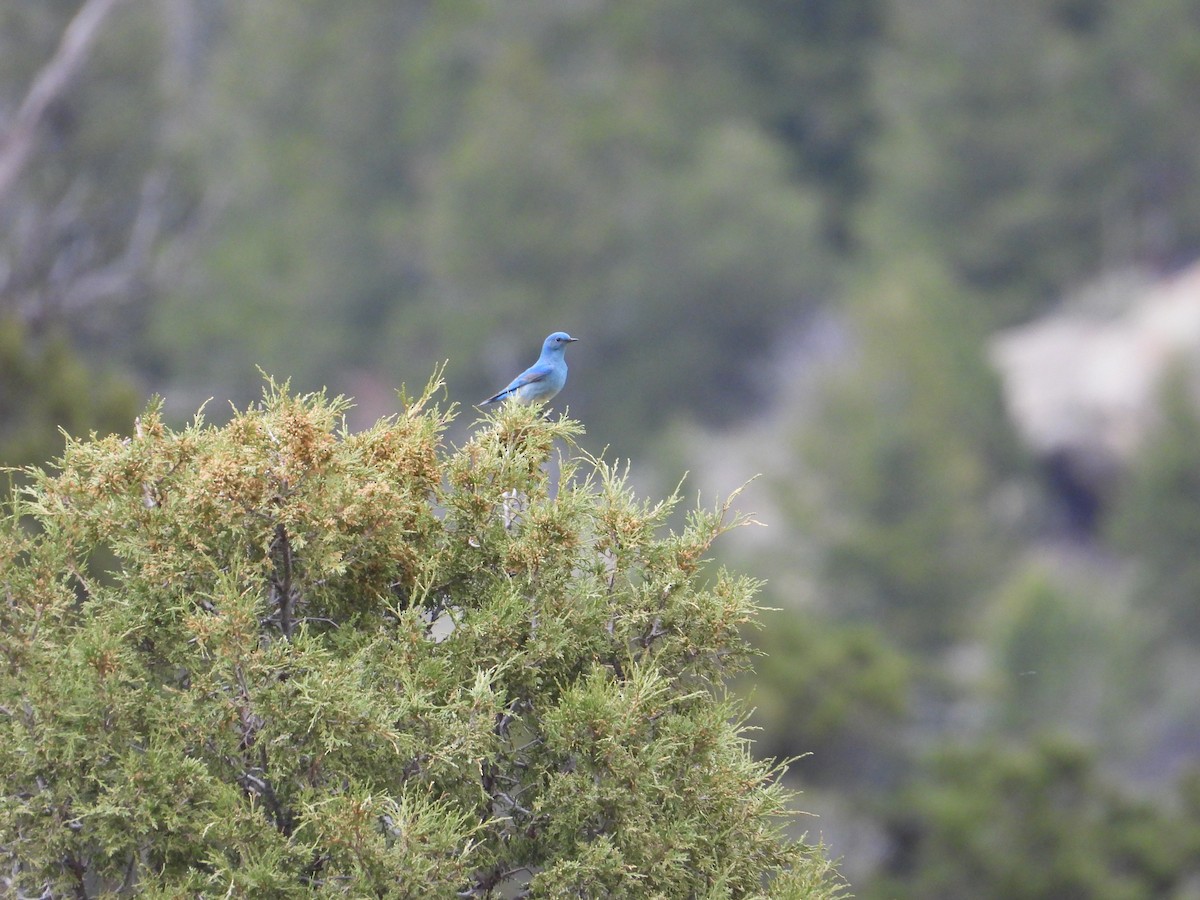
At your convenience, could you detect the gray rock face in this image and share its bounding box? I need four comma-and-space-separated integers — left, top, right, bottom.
990, 263, 1200, 468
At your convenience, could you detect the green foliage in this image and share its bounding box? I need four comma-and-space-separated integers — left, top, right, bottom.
986, 565, 1154, 739
798, 263, 1022, 649
863, 0, 1111, 319
588, 122, 829, 430
867, 739, 1200, 900
0, 376, 843, 897
863, 0, 1200, 323
741, 611, 909, 786
13, 3, 1200, 894
0, 317, 138, 469
147, 4, 433, 392
690, 0, 884, 244
151, 0, 842, 450
1107, 374, 1200, 644
1102, 0, 1200, 265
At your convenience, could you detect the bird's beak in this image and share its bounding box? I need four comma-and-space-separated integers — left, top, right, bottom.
567, 337, 580, 343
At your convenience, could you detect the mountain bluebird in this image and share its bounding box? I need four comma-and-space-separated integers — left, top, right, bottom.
482, 331, 579, 406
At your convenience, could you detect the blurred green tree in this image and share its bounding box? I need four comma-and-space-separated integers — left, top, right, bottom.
1108, 373, 1200, 644
0, 318, 137, 469
861, 0, 1200, 324
1101, 0, 1200, 267
740, 610, 910, 787
150, 0, 858, 453
795, 263, 1022, 649
985, 564, 1161, 744
867, 739, 1200, 900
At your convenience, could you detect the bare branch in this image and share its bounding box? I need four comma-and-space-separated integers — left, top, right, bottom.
55, 171, 166, 314
0, 0, 131, 205
270, 523, 298, 639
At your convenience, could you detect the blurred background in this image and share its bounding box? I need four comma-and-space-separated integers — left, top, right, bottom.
5, 0, 1200, 895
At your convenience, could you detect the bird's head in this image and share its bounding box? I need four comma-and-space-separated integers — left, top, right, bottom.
543, 332, 579, 354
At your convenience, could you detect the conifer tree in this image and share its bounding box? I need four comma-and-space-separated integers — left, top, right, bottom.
0, 374, 842, 898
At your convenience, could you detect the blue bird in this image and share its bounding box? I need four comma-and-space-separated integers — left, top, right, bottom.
482, 331, 579, 406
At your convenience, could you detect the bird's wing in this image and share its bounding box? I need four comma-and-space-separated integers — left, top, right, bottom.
483, 363, 552, 404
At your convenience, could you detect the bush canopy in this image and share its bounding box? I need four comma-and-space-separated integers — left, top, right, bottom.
0, 375, 841, 898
